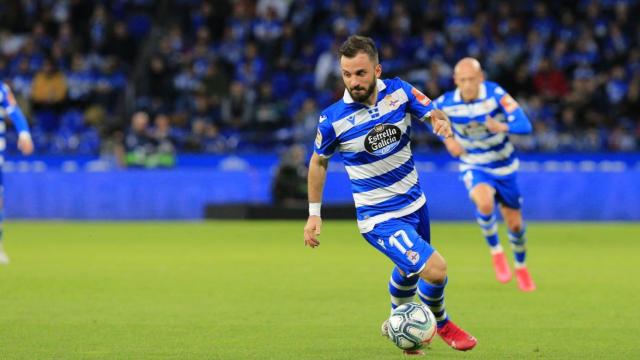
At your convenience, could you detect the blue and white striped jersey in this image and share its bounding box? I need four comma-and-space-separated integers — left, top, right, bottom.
434, 81, 532, 176
0, 82, 31, 165
314, 77, 435, 233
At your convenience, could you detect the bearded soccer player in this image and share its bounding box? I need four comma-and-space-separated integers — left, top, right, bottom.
0, 82, 34, 264
434, 58, 535, 291
303, 35, 477, 355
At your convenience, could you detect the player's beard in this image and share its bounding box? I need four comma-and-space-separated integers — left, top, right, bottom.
348, 75, 377, 103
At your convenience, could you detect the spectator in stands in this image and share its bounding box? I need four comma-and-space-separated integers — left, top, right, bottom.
120, 111, 153, 168
183, 117, 226, 154
151, 113, 176, 167
9, 58, 33, 103
220, 81, 253, 131
253, 81, 286, 130
272, 144, 308, 205
143, 55, 174, 113
533, 57, 570, 100
94, 56, 126, 112
105, 21, 137, 65
31, 57, 67, 133
65, 53, 93, 109
202, 61, 230, 109
291, 98, 319, 145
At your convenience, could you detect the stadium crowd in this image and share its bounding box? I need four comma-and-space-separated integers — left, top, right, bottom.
1, 0, 639, 162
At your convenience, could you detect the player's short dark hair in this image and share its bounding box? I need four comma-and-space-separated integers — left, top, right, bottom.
339, 35, 378, 64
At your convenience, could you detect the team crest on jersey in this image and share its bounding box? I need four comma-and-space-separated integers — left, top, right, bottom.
383, 94, 401, 110
364, 123, 402, 156
411, 87, 431, 106
406, 250, 420, 265
499, 94, 518, 113
319, 114, 327, 123
463, 121, 489, 139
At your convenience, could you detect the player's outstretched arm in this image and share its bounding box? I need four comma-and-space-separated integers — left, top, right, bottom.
488, 91, 533, 134
485, 111, 532, 134
443, 137, 465, 158
428, 109, 453, 138
304, 153, 329, 248
4, 85, 34, 155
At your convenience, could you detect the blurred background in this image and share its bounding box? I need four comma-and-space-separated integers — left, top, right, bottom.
0, 0, 638, 220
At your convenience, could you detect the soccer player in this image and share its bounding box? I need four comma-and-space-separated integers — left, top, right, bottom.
0, 82, 34, 264
303, 35, 477, 355
434, 58, 535, 291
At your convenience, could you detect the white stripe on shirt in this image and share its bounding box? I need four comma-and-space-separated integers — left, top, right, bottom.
460, 159, 519, 176
358, 194, 426, 233
456, 132, 506, 150
345, 142, 412, 180
460, 142, 514, 165
353, 169, 418, 207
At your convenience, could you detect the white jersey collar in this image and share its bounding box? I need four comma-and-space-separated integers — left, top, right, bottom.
454, 82, 487, 102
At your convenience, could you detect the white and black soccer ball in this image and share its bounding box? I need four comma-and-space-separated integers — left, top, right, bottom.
386, 302, 437, 350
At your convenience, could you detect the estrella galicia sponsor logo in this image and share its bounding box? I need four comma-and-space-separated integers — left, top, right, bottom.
364, 123, 402, 156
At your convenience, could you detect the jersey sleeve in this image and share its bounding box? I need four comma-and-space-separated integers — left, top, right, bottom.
398, 79, 436, 120
313, 114, 339, 158
1, 83, 30, 134
494, 85, 532, 134
0, 84, 15, 113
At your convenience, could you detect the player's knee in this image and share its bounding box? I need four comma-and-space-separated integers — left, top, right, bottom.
476, 201, 494, 215
508, 221, 523, 234
420, 252, 447, 284
506, 216, 523, 233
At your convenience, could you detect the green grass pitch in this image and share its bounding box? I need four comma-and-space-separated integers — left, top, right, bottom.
0, 221, 638, 359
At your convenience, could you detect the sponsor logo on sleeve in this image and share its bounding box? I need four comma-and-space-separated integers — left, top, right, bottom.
315, 129, 322, 148
319, 114, 327, 123
411, 87, 431, 106
499, 94, 519, 113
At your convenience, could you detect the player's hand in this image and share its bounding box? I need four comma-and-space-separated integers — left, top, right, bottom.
17, 133, 34, 155
431, 109, 453, 138
485, 115, 508, 133
304, 215, 322, 248
444, 139, 465, 158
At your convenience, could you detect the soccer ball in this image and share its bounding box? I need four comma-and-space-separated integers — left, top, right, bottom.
386, 302, 437, 350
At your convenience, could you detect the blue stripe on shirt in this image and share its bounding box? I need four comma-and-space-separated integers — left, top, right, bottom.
464, 136, 509, 154
462, 152, 516, 168
356, 184, 423, 219
350, 157, 415, 193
